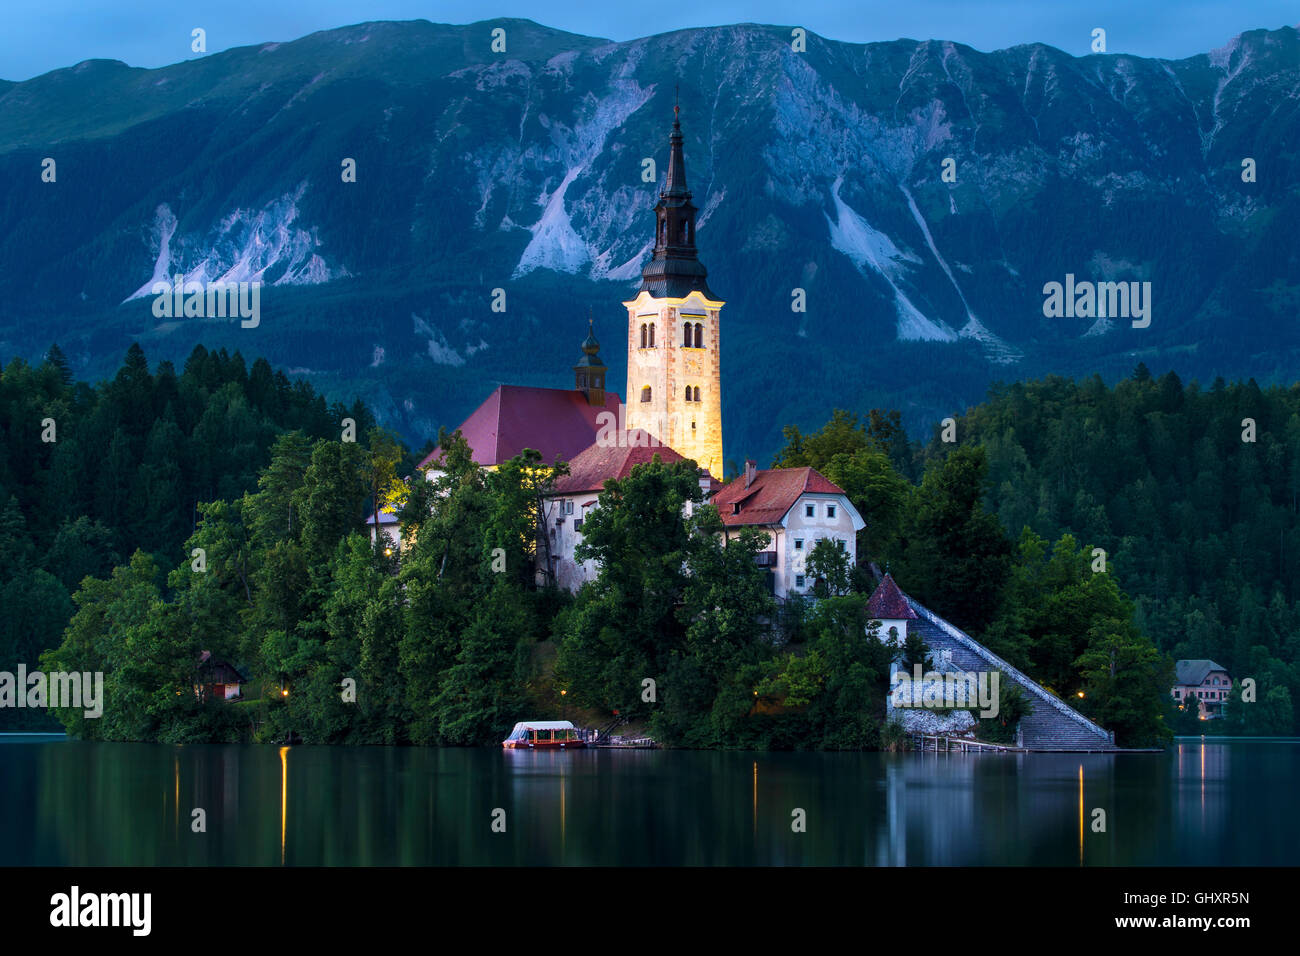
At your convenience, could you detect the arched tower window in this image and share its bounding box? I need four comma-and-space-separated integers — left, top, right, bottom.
680, 221, 689, 244
648, 323, 656, 348
694, 323, 703, 348
693, 386, 701, 403
683, 324, 692, 347
684, 385, 692, 402
641, 386, 652, 403
640, 323, 647, 349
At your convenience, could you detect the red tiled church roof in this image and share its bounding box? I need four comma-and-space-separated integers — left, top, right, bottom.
553, 436, 686, 494
418, 385, 623, 471
866, 573, 917, 620
711, 466, 845, 527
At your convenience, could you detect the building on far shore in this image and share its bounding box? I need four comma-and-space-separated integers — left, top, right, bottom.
195, 651, 246, 702
1173, 659, 1232, 719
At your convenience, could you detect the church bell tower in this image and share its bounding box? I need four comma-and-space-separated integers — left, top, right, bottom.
573, 318, 607, 407
623, 102, 725, 478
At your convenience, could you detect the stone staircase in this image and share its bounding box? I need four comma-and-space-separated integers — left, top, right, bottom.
907, 599, 1119, 752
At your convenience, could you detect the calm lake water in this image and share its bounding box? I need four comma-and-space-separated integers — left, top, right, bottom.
0, 736, 1292, 866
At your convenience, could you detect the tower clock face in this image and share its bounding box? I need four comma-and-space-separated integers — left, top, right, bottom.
685, 356, 702, 375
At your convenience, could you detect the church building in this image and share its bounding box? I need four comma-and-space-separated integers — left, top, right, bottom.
378, 105, 846, 600
411, 107, 721, 474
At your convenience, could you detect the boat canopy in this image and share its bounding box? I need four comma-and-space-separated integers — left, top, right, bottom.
505, 720, 577, 741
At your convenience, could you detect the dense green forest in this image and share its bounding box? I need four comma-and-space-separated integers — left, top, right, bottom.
964, 368, 1298, 736
0, 343, 389, 729
4, 347, 1292, 745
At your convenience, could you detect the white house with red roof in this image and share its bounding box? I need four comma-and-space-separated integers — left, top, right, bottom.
710, 461, 864, 600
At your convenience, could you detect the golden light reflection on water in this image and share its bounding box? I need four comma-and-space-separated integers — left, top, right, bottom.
279, 746, 289, 866
1077, 763, 1084, 866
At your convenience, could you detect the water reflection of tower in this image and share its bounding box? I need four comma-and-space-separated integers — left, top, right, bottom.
1177, 740, 1230, 854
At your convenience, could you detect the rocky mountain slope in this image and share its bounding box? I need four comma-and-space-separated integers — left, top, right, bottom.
1, 18, 1296, 463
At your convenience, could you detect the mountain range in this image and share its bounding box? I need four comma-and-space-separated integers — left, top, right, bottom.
1, 18, 1297, 465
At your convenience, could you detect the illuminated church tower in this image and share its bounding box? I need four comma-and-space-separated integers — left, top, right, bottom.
624, 103, 725, 478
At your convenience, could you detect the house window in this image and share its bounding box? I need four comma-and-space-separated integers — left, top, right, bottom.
794, 539, 803, 550
565, 500, 574, 515
795, 575, 806, 588
805, 504, 815, 517
641, 386, 652, 403
733, 503, 741, 515
827, 505, 836, 519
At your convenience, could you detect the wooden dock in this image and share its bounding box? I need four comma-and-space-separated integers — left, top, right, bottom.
913, 733, 1023, 753
576, 727, 659, 749
911, 733, 1159, 753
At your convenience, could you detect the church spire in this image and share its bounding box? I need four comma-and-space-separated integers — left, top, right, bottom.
639, 99, 717, 300
665, 93, 689, 199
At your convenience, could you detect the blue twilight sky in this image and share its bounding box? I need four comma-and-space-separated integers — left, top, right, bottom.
2, 0, 1297, 81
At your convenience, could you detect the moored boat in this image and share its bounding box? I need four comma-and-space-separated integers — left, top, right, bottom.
502, 720, 586, 750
